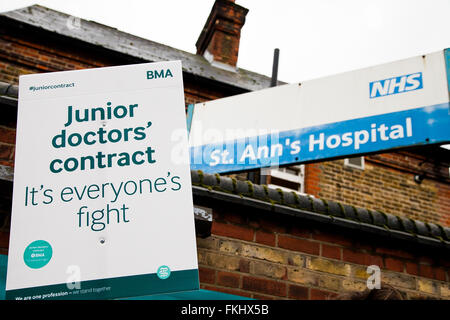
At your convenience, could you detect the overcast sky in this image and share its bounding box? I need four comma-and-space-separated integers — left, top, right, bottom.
1, 0, 449, 83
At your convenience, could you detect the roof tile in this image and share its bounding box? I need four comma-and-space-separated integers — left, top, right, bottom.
342, 204, 358, 221
252, 184, 268, 201
355, 208, 372, 224
311, 198, 327, 215
414, 220, 430, 237
191, 170, 200, 185
385, 213, 402, 231
203, 172, 219, 189
427, 222, 443, 239
327, 200, 345, 218
295, 194, 313, 212
371, 210, 387, 227
443, 227, 450, 241
218, 175, 234, 193
235, 179, 251, 196
282, 191, 297, 207
398, 217, 416, 234
267, 188, 283, 204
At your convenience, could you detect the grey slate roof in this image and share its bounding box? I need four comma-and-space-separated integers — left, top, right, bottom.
0, 5, 279, 92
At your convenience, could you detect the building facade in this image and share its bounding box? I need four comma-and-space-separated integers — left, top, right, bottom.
0, 1, 449, 299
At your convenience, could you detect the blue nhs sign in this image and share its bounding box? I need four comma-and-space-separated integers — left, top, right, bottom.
370, 72, 423, 98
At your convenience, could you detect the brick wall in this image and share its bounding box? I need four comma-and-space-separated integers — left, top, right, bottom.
2, 18, 449, 231
305, 153, 450, 227
0, 34, 108, 83
184, 81, 226, 106
195, 201, 449, 300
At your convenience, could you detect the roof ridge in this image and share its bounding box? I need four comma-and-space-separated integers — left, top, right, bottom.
191, 170, 450, 245
0, 5, 282, 91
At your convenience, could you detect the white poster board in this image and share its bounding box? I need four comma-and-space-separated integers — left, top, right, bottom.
6, 61, 199, 299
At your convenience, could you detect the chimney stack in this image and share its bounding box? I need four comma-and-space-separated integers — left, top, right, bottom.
196, 0, 248, 71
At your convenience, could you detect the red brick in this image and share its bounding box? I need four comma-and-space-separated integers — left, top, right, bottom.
405, 262, 419, 276
242, 276, 286, 297
278, 235, 320, 255
211, 221, 254, 242
321, 244, 341, 260
0, 144, 13, 160
353, 243, 373, 253
384, 258, 404, 272
375, 247, 414, 260
239, 259, 250, 273
0, 126, 16, 144
419, 265, 434, 279
0, 160, 13, 167
365, 254, 383, 267
439, 259, 450, 269
419, 256, 434, 265
201, 285, 252, 298
0, 231, 9, 249
311, 231, 352, 247
221, 210, 246, 225
342, 249, 382, 266
342, 249, 366, 265
288, 284, 308, 300
258, 217, 286, 234
434, 267, 446, 281
255, 230, 275, 246
217, 271, 240, 288
252, 294, 275, 300
310, 288, 337, 300
199, 267, 215, 284
289, 226, 311, 239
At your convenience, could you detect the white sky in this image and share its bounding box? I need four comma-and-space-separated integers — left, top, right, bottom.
0, 0, 449, 83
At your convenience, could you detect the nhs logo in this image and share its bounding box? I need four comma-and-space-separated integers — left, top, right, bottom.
369, 72, 423, 99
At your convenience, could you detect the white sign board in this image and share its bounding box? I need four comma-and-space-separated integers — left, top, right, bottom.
6, 61, 199, 299
189, 49, 450, 173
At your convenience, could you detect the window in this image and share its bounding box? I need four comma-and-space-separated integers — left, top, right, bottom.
344, 156, 365, 170
267, 165, 305, 193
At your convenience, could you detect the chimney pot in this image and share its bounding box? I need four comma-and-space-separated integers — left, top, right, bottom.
196, 0, 248, 71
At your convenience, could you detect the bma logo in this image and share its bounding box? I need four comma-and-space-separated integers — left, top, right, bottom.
147, 69, 173, 79
369, 72, 423, 99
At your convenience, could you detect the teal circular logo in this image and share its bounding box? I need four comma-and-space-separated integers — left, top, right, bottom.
23, 240, 52, 269
157, 265, 171, 280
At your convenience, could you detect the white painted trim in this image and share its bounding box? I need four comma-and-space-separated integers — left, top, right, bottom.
203, 50, 237, 72
344, 157, 365, 170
